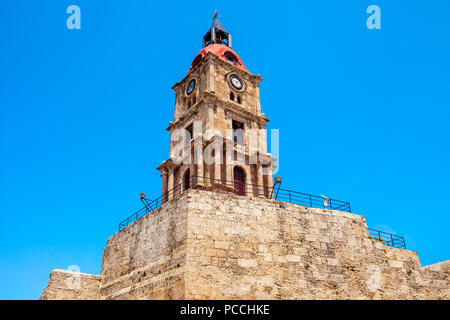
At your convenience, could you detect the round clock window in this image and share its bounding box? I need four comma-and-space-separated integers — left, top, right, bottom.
229, 75, 243, 90
186, 79, 196, 95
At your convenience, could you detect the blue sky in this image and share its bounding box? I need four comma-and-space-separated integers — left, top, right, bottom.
1, 0, 449, 299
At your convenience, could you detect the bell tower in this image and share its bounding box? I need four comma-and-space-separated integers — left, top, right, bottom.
157, 13, 275, 200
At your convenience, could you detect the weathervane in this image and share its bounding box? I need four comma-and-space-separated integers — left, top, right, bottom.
202, 10, 231, 48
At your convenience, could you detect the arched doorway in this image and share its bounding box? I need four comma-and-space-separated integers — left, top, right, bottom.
233, 166, 246, 196
183, 169, 190, 191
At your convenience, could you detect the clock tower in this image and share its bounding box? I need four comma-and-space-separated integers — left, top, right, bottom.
157, 15, 276, 200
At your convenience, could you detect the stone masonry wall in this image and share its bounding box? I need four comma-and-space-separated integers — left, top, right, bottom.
183, 190, 449, 299
40, 269, 100, 300
98, 196, 188, 299
41, 189, 449, 299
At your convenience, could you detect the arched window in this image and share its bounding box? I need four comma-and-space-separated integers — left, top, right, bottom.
224, 51, 240, 66
183, 169, 190, 191
191, 54, 202, 69
232, 120, 244, 145
233, 166, 246, 196
230, 92, 234, 101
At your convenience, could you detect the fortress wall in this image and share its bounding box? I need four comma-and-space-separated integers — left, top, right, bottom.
40, 269, 100, 300
415, 260, 450, 298
98, 195, 189, 299
184, 189, 449, 299
41, 189, 449, 300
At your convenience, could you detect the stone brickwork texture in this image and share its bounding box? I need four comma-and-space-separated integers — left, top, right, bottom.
40, 269, 100, 300
41, 189, 449, 300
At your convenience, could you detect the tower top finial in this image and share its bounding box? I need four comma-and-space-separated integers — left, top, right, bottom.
203, 12, 232, 48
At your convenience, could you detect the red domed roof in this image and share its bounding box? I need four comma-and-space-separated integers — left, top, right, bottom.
187, 44, 250, 75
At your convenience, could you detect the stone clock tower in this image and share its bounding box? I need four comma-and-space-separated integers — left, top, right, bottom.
157, 16, 276, 199
41, 14, 450, 301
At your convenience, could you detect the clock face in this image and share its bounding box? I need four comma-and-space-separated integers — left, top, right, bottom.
230, 75, 243, 90
186, 79, 196, 95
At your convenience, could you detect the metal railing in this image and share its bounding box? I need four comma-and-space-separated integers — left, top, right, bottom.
118, 175, 352, 231
272, 189, 351, 212
368, 228, 406, 249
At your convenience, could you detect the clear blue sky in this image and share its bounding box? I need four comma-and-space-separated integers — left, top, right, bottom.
1, 0, 449, 299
